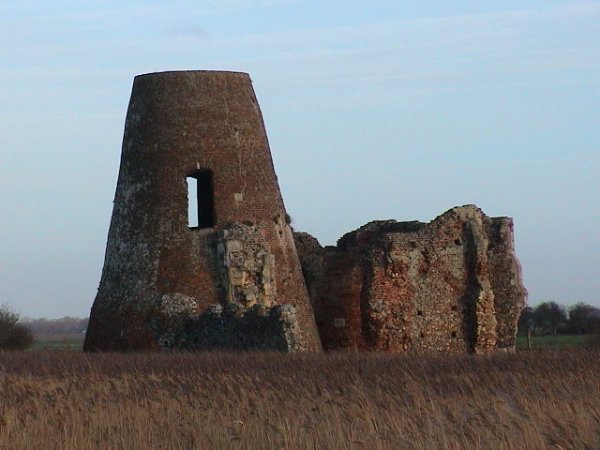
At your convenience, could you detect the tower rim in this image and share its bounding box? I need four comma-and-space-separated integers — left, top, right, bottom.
135, 70, 250, 80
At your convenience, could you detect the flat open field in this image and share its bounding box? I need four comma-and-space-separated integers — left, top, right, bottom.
31, 332, 599, 353
516, 334, 597, 349
32, 333, 85, 351
1, 350, 599, 449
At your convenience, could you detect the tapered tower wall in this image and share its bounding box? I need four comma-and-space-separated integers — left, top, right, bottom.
84, 71, 321, 352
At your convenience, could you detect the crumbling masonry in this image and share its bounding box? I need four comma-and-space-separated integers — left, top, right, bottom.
85, 70, 526, 353
294, 206, 527, 353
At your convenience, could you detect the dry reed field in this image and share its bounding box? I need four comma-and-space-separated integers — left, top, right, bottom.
0, 350, 599, 450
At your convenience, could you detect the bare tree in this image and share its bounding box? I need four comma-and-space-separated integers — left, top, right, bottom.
0, 305, 34, 350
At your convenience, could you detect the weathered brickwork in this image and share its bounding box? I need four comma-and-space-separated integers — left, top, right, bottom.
295, 205, 527, 353
84, 71, 321, 352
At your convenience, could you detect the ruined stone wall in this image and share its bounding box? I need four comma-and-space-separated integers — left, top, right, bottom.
485, 218, 527, 349
296, 232, 366, 349
85, 71, 321, 352
295, 205, 527, 353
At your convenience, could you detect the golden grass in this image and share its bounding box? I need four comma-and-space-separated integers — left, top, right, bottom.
0, 350, 599, 449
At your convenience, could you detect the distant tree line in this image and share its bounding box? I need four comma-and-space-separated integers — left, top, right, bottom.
24, 317, 89, 335
518, 302, 600, 336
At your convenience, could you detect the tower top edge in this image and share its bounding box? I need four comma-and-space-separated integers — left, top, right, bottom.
135, 70, 251, 80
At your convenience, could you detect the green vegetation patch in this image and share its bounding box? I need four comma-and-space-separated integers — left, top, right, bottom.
33, 333, 85, 351
517, 334, 596, 349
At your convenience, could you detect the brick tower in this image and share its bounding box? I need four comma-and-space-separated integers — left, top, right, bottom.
84, 71, 322, 352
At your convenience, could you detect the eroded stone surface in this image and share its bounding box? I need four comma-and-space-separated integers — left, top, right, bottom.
295, 205, 527, 353
151, 302, 307, 352
217, 223, 276, 308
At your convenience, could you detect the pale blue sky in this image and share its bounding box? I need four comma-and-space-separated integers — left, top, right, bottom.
1, 1, 598, 318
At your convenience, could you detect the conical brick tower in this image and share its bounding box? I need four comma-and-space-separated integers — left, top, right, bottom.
84, 71, 321, 352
